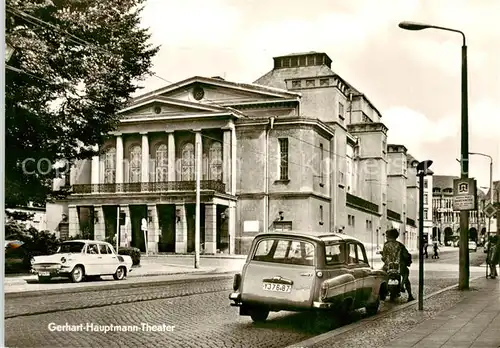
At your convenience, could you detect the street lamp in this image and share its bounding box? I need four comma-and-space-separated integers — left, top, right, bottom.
417, 160, 434, 311
399, 20, 470, 290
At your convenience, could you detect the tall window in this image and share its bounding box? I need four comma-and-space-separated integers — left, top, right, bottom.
102, 147, 116, 183
129, 145, 141, 182
338, 102, 344, 119
424, 193, 428, 205
424, 179, 428, 189
424, 209, 428, 220
155, 144, 168, 182
279, 138, 289, 180
319, 205, 324, 224
181, 142, 195, 181
319, 143, 324, 184
209, 141, 222, 181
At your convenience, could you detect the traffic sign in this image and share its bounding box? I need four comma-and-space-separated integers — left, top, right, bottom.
484, 203, 497, 218
453, 178, 477, 211
141, 218, 148, 231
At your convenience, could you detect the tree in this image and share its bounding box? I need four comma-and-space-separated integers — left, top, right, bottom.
5, 0, 159, 207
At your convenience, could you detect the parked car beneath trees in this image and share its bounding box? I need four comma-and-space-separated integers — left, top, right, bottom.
229, 231, 387, 323
31, 240, 133, 283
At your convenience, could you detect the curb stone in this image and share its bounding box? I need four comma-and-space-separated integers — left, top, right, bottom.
284, 275, 484, 348
4, 271, 235, 299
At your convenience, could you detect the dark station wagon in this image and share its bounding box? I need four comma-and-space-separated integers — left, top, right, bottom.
229, 231, 387, 323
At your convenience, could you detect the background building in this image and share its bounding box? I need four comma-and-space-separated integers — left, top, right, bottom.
432, 175, 488, 245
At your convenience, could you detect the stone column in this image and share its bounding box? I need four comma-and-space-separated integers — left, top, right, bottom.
167, 131, 176, 182
68, 205, 79, 238
119, 204, 131, 247
222, 128, 231, 193
204, 204, 217, 254
147, 203, 159, 253
141, 132, 149, 191
228, 202, 236, 254
116, 133, 124, 192
93, 205, 106, 241
91, 145, 99, 188
175, 204, 187, 253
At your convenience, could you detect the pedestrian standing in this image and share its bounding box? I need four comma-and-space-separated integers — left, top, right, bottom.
487, 235, 499, 279
432, 242, 440, 259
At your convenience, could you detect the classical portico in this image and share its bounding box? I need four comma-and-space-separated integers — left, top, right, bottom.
66, 75, 300, 254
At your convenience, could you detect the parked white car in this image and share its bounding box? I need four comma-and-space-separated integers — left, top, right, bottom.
31, 240, 133, 283
468, 241, 477, 252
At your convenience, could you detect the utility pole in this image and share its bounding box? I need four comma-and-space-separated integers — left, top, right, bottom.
194, 131, 202, 269
416, 160, 433, 311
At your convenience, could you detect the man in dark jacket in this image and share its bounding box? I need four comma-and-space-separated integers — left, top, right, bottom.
487, 235, 499, 279
382, 228, 415, 301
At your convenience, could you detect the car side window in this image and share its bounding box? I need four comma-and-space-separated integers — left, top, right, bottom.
348, 243, 357, 264
99, 244, 109, 254
325, 243, 346, 265
356, 243, 368, 264
86, 244, 98, 254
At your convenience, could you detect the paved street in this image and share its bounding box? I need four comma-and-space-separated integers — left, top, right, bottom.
5, 249, 487, 348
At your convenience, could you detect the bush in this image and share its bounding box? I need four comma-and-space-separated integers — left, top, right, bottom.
118, 246, 141, 266
5, 223, 61, 273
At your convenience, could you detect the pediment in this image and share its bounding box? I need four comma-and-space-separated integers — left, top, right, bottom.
130, 76, 300, 107
118, 96, 240, 119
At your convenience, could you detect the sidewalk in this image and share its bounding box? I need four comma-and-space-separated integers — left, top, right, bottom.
382, 277, 500, 348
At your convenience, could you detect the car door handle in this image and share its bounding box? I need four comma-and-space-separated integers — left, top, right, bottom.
98, 257, 102, 259
111, 257, 116, 259
300, 272, 312, 277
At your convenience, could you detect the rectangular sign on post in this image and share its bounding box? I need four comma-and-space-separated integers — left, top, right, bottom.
453, 178, 477, 211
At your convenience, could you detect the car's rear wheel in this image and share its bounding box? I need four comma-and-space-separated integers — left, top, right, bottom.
70, 265, 84, 283
250, 308, 269, 323
365, 296, 380, 316
38, 275, 51, 283
113, 266, 126, 280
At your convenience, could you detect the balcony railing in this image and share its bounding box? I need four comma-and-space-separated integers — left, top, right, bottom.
72, 180, 226, 194
346, 193, 379, 214
387, 209, 401, 222
406, 217, 416, 227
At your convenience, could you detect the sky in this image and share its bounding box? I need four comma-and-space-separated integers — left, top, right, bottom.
138, 0, 500, 191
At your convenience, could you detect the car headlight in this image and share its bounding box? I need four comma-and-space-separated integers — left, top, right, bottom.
61, 257, 66, 264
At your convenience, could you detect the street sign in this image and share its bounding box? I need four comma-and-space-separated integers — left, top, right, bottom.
141, 218, 148, 231
453, 178, 477, 211
484, 203, 497, 218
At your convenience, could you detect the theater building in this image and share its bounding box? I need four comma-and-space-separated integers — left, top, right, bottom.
60, 51, 421, 254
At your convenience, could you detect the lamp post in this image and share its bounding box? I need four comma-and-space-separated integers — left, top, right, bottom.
417, 160, 434, 311
399, 21, 470, 290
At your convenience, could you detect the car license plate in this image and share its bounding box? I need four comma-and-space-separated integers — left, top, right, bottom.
38, 271, 50, 276
262, 282, 291, 292
388, 279, 399, 285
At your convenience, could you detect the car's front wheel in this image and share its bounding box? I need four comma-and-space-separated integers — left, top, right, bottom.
113, 266, 126, 280
70, 265, 84, 283
250, 308, 269, 323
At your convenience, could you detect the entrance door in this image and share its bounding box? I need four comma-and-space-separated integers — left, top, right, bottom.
186, 204, 195, 253
158, 205, 176, 252
129, 205, 147, 252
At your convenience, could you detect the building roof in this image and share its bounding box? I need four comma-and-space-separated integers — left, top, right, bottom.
432, 175, 460, 190
253, 52, 383, 119
486, 180, 500, 202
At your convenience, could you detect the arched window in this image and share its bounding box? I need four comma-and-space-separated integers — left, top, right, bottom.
181, 142, 195, 181
102, 147, 116, 184
129, 145, 141, 182
209, 141, 222, 181
156, 144, 168, 182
